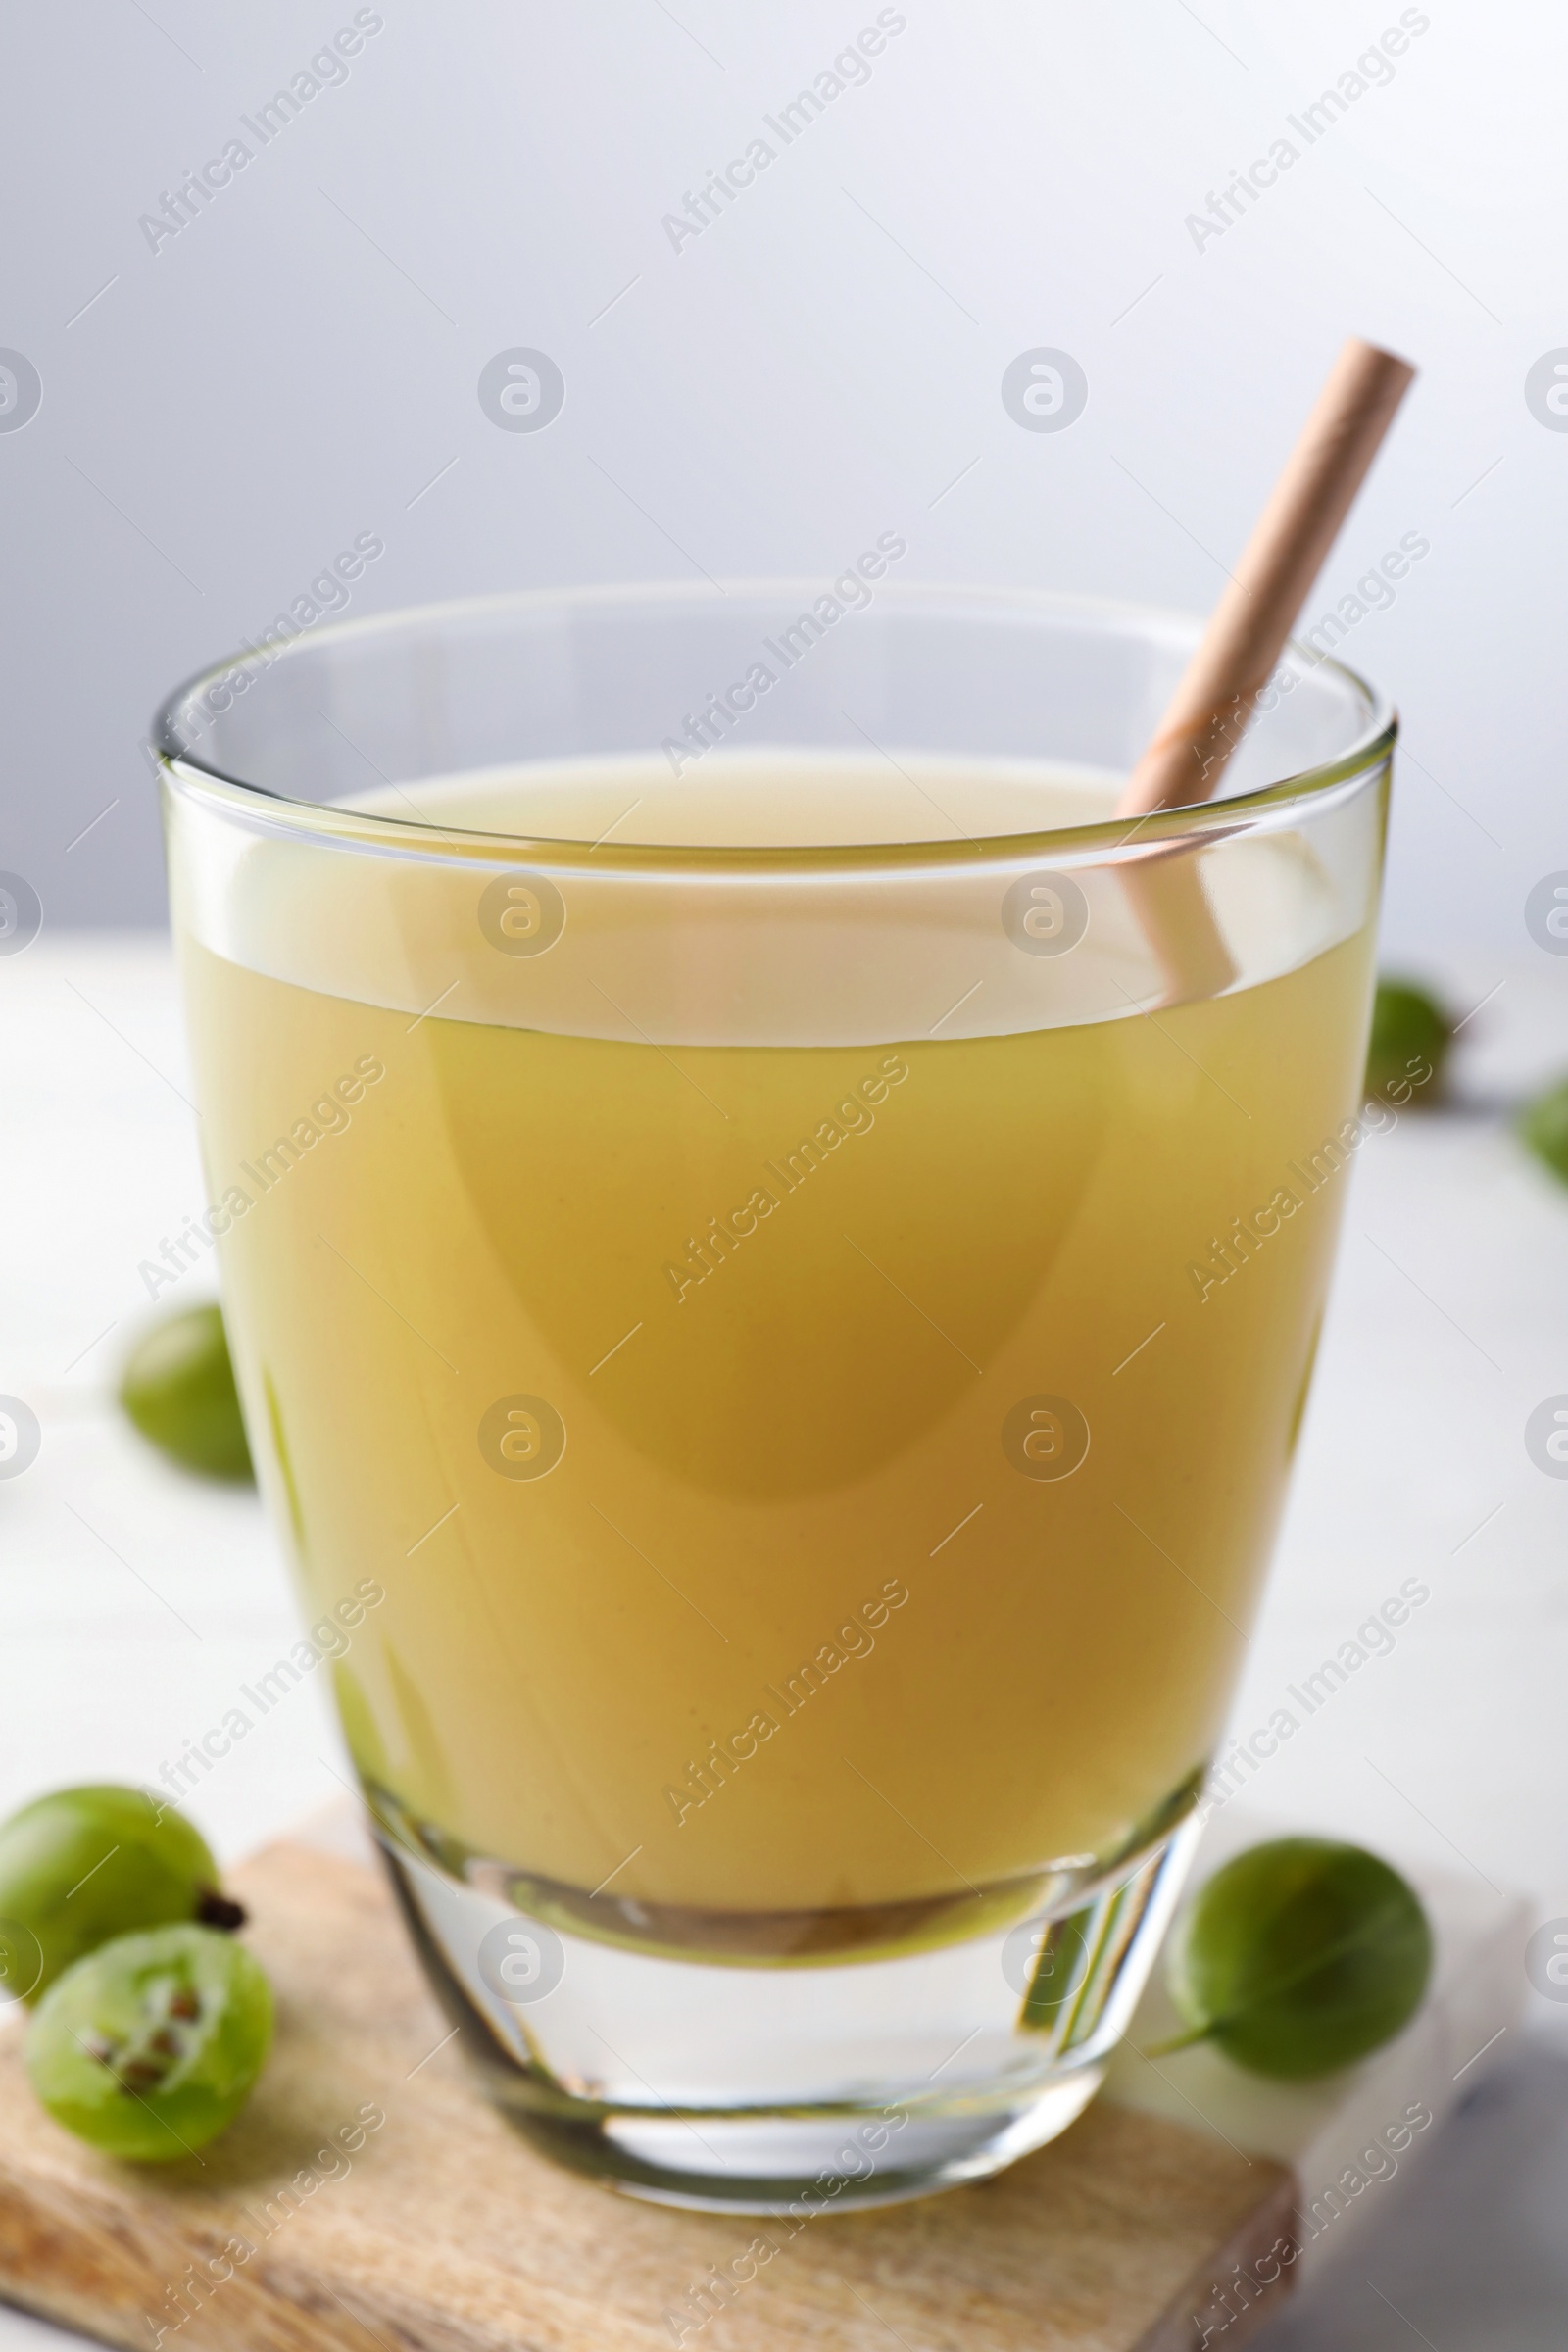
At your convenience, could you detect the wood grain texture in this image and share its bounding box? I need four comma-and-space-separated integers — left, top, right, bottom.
0, 1839, 1298, 2352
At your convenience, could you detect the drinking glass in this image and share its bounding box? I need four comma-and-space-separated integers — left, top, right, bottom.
155, 583, 1392, 2211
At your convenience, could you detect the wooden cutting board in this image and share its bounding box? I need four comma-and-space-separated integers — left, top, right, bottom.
0, 1838, 1298, 2352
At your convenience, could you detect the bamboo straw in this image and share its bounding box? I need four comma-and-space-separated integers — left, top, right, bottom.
1112, 338, 1414, 1006
1118, 338, 1415, 821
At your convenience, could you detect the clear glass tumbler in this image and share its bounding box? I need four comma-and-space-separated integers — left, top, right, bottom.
155, 583, 1392, 2211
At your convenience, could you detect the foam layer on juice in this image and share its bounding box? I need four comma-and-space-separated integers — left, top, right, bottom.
340, 747, 1127, 847
170, 749, 1377, 1047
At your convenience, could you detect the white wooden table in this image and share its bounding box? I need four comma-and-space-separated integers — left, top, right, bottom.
3, 935, 1567, 2349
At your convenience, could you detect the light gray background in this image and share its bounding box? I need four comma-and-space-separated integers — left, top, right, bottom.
2, 0, 1564, 959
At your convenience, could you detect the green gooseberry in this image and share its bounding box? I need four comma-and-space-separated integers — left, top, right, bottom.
120, 1302, 253, 1480
1364, 978, 1451, 1106
1518, 1076, 1568, 1186
26, 1924, 272, 2162
0, 1785, 243, 2002
1161, 1837, 1433, 2080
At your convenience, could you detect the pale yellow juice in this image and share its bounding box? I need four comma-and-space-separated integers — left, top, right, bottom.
179, 756, 1372, 1942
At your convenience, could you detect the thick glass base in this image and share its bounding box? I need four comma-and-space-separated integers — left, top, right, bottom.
374, 1797, 1200, 2213
481, 2067, 1107, 2214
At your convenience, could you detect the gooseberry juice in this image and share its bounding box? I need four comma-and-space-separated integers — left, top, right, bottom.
176, 755, 1372, 1950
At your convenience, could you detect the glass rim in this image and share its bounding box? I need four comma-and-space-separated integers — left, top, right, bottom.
153, 578, 1397, 874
